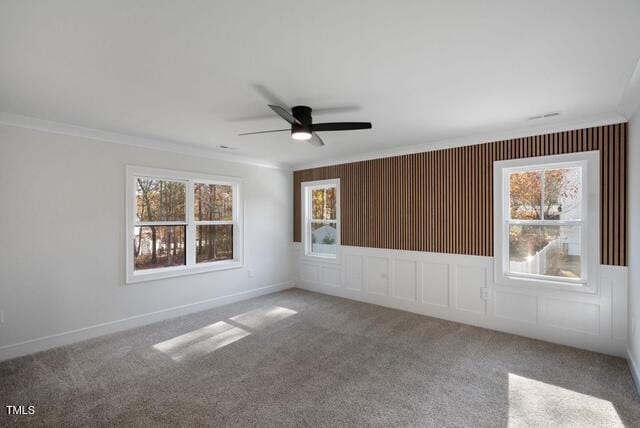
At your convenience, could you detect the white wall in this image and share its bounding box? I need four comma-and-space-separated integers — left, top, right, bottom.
295, 244, 628, 357
629, 110, 640, 387
0, 124, 294, 360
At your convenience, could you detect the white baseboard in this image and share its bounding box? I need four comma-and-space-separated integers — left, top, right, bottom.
629, 348, 640, 395
0, 281, 293, 362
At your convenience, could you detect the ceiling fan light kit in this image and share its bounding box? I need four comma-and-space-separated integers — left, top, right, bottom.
292, 130, 312, 140
239, 104, 372, 147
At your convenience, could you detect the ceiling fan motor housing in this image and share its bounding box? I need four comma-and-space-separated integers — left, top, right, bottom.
291, 105, 313, 135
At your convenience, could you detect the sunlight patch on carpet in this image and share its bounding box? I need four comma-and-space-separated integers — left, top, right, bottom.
508, 373, 623, 427
230, 306, 297, 330
153, 321, 250, 361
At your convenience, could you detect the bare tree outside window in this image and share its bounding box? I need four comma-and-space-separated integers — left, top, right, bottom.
194, 183, 234, 263
134, 178, 187, 270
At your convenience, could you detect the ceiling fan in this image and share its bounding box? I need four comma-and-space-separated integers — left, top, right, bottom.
238, 105, 372, 147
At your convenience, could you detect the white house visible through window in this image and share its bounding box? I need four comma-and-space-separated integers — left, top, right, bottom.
126, 166, 242, 283
303, 179, 340, 258
493, 152, 599, 291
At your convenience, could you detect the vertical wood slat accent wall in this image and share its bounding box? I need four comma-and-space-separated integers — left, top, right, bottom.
293, 123, 627, 266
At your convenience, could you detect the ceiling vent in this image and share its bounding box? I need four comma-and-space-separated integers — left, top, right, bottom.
528, 112, 560, 121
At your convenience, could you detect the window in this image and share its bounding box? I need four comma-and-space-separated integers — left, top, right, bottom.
194, 183, 234, 264
302, 179, 340, 258
133, 177, 187, 271
493, 152, 599, 291
126, 166, 242, 283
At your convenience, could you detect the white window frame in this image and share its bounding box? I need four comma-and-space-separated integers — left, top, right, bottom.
302, 178, 341, 261
126, 165, 243, 284
493, 151, 599, 293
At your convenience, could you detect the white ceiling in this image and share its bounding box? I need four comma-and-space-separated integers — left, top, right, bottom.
1, 0, 640, 168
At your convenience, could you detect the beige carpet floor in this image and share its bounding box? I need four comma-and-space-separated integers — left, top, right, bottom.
1, 288, 639, 427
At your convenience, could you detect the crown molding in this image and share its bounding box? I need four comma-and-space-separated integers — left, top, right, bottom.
0, 112, 289, 170
292, 112, 627, 170
1, 111, 628, 173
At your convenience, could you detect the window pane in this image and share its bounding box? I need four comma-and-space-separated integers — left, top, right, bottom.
194, 183, 233, 221
543, 168, 582, 220
312, 187, 337, 220
134, 226, 186, 270
509, 171, 542, 220
311, 222, 337, 255
196, 224, 233, 263
136, 178, 186, 222
508, 225, 581, 279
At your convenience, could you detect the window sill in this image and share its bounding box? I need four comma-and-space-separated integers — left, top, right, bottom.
126, 260, 243, 284
496, 273, 597, 294
302, 252, 340, 264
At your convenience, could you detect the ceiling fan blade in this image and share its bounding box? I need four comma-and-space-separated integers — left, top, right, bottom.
308, 133, 325, 147
310, 106, 361, 115
238, 129, 289, 136
312, 122, 372, 132
269, 105, 301, 125
253, 84, 289, 108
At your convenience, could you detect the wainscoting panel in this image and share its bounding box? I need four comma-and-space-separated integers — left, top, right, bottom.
539, 298, 600, 335
344, 255, 364, 291
454, 265, 487, 315
422, 262, 449, 307
494, 291, 538, 324
393, 259, 417, 302
294, 243, 628, 357
322, 265, 342, 288
366, 256, 389, 296
602, 265, 629, 341
300, 263, 321, 284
